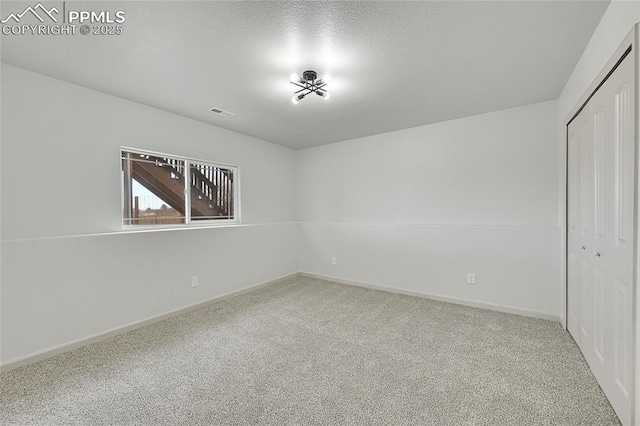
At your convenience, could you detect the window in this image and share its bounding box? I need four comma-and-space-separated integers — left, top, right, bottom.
121, 148, 238, 227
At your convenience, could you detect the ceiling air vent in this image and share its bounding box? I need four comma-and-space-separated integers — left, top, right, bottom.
210, 108, 234, 118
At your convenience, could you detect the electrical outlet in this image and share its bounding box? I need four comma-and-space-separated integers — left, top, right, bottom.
467, 273, 476, 285
191, 276, 199, 288
331, 257, 337, 266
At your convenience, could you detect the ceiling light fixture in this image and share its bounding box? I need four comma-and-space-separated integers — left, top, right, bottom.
290, 70, 330, 104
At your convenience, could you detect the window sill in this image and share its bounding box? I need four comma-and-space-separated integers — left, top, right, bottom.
121, 220, 241, 233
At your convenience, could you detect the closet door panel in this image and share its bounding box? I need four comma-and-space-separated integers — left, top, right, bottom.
614, 279, 631, 399
609, 56, 634, 415
579, 104, 595, 357
592, 266, 606, 362
567, 119, 582, 337
613, 81, 634, 250
590, 79, 614, 382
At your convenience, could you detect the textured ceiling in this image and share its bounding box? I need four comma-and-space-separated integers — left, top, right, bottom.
1, 1, 609, 148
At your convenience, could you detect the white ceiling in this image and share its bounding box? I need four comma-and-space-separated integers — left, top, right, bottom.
1, 1, 609, 149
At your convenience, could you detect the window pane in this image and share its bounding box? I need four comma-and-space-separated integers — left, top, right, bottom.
122, 151, 186, 225
189, 162, 234, 221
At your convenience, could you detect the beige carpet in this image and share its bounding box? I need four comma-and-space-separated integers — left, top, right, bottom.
0, 276, 620, 425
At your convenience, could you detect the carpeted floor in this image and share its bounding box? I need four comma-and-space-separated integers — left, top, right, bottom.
1, 276, 620, 425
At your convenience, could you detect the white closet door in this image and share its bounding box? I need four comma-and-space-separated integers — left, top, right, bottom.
606, 51, 634, 424
579, 100, 595, 356
589, 61, 614, 393
567, 51, 635, 426
568, 96, 595, 358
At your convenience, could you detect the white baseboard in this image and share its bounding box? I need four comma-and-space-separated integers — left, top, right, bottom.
0, 273, 299, 373
300, 272, 561, 322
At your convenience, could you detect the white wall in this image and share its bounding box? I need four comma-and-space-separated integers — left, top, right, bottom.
0, 64, 298, 364
556, 1, 640, 422
297, 101, 561, 318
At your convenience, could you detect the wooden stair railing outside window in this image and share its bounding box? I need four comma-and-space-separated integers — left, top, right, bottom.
125, 153, 233, 221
